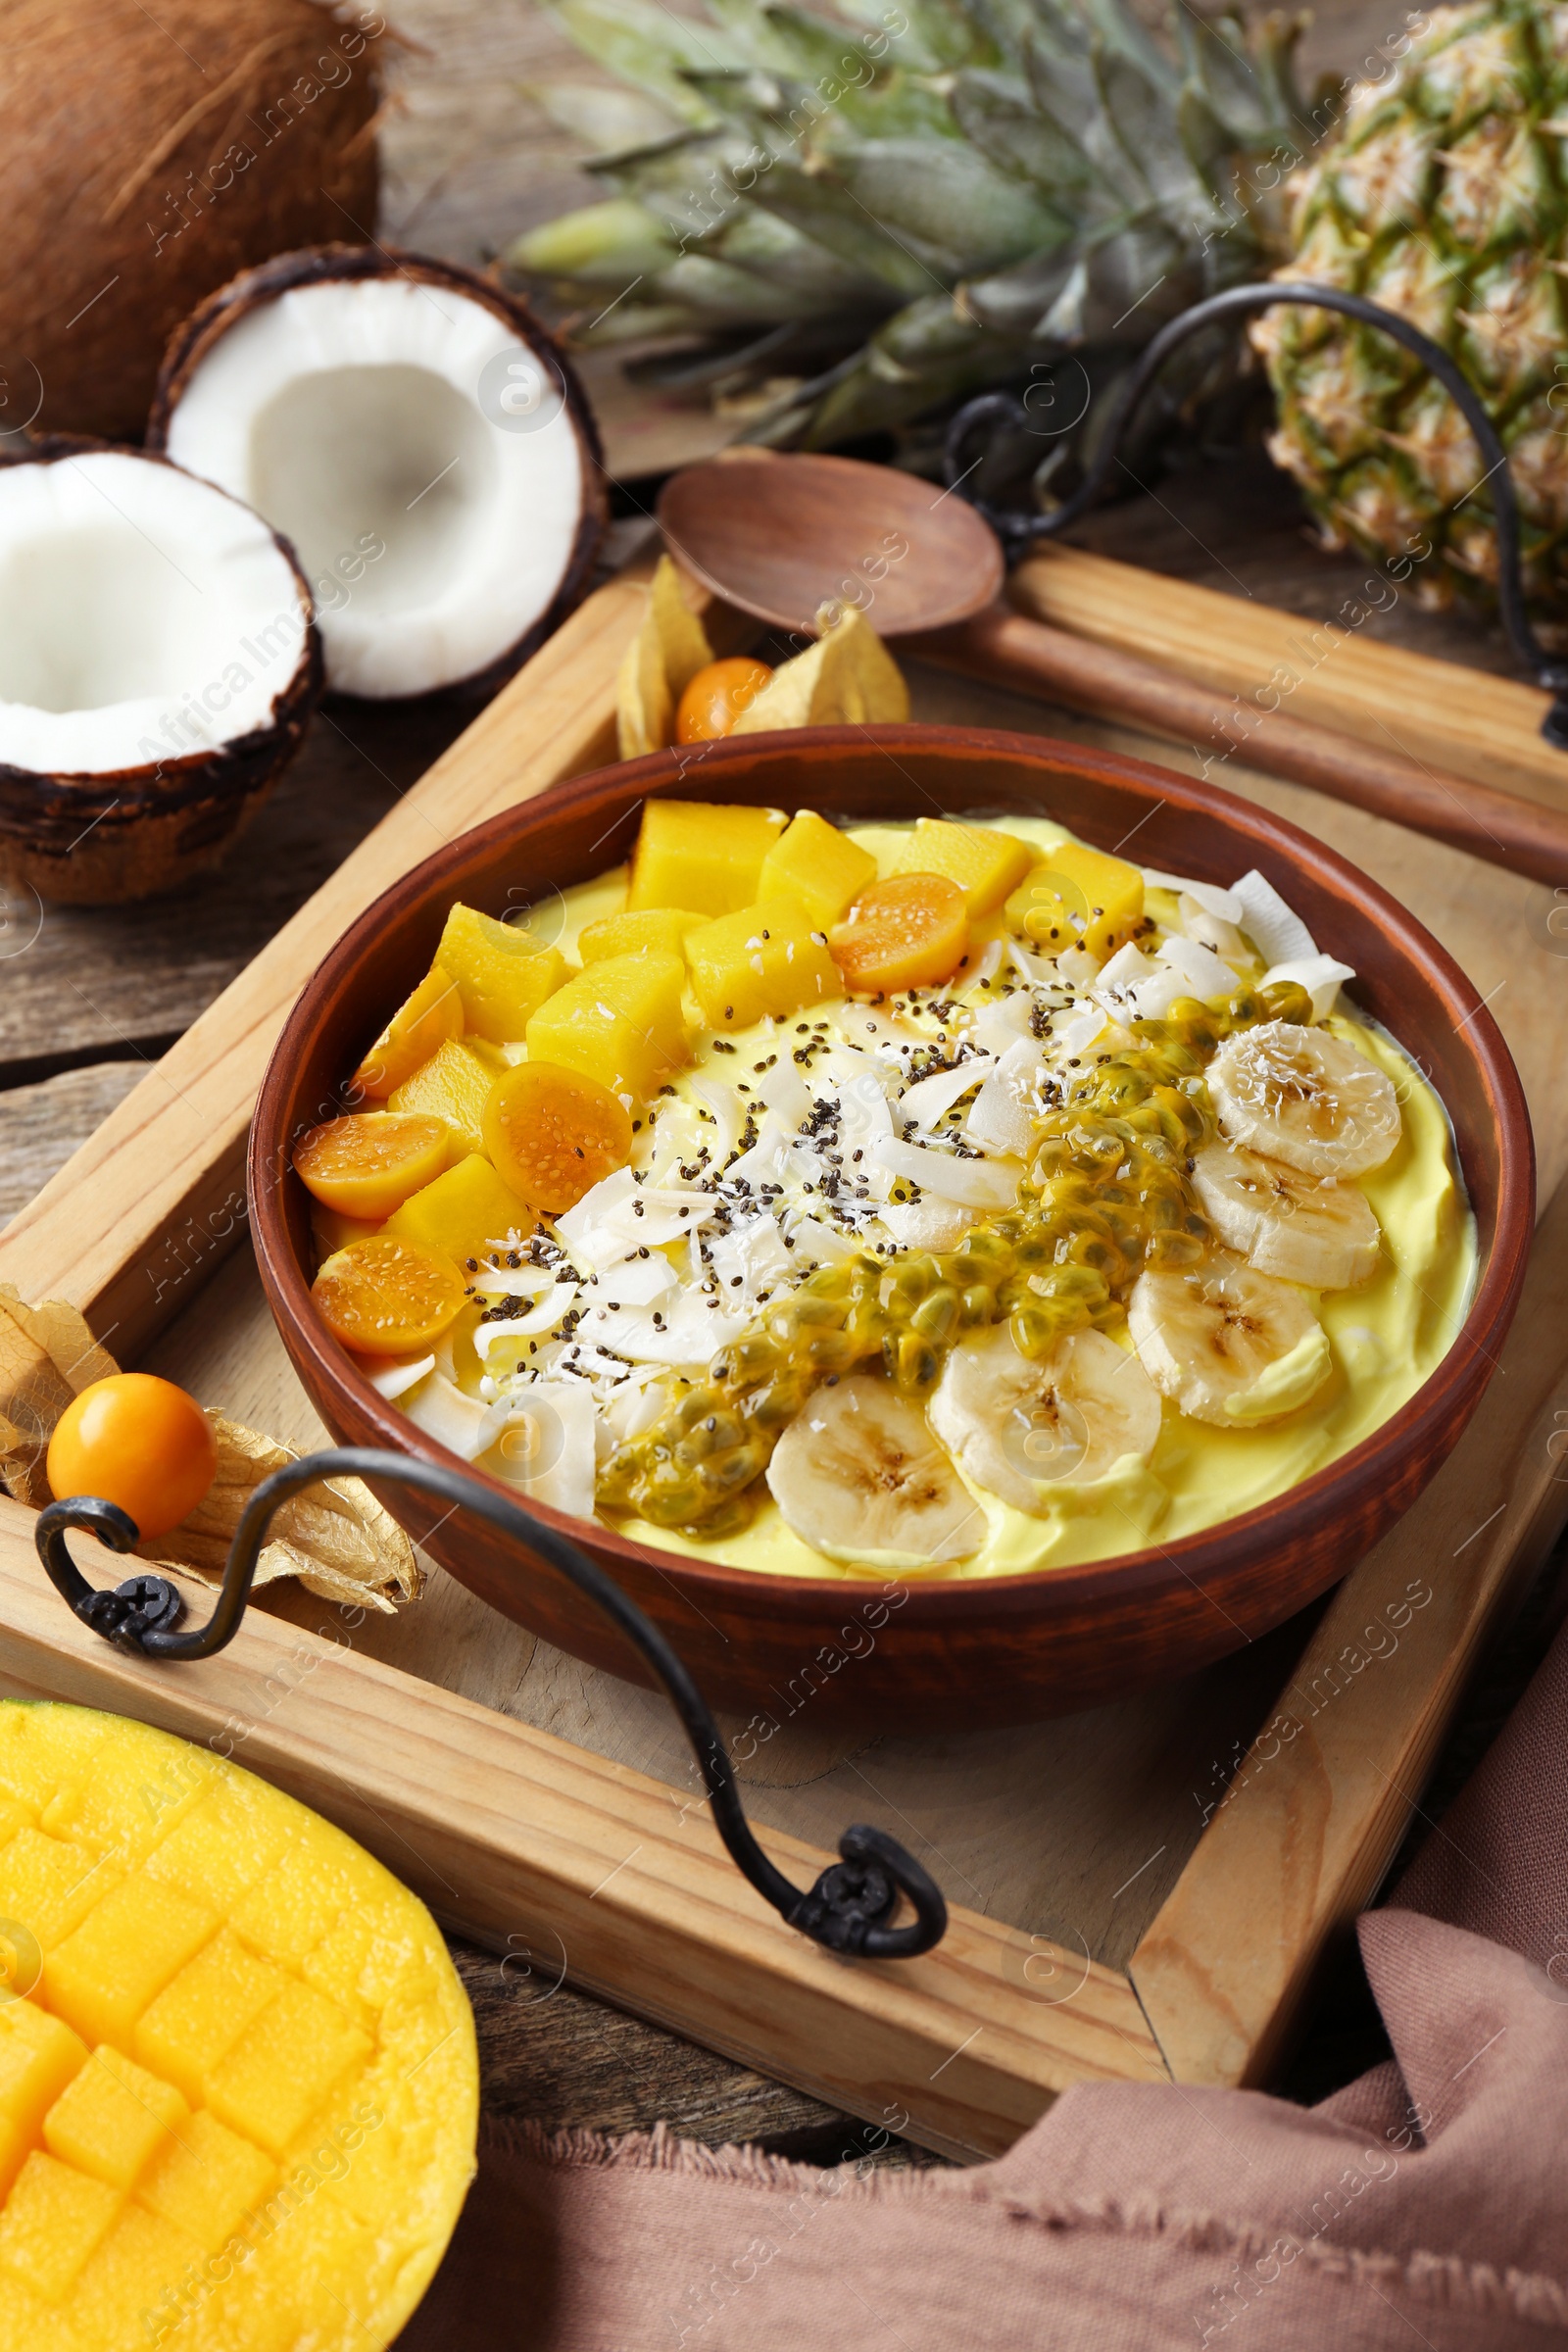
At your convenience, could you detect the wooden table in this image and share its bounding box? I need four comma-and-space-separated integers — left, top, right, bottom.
4, 0, 1564, 2169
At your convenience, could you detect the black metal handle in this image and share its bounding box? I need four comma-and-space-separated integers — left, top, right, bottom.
35, 1450, 947, 1961
945, 280, 1568, 740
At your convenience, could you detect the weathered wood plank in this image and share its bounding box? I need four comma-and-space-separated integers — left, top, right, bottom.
0, 1064, 144, 1225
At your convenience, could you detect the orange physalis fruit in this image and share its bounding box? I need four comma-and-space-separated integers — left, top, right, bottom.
829, 872, 970, 993
483, 1060, 633, 1214
293, 1112, 450, 1222
311, 1234, 466, 1356
675, 658, 773, 744
351, 965, 463, 1100
47, 1374, 218, 1539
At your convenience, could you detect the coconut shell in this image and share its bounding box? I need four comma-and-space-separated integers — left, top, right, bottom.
149, 244, 610, 698
0, 0, 382, 444
0, 438, 322, 906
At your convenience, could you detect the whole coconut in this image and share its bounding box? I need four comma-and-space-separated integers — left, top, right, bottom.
0, 0, 383, 443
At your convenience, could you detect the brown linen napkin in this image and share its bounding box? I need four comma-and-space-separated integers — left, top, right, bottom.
398, 1615, 1568, 2351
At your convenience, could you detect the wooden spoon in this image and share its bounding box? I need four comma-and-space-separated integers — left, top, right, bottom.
658, 450, 1568, 888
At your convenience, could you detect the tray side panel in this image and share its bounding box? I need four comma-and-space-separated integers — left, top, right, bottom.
1130, 1171, 1568, 2085
0, 1498, 1165, 2161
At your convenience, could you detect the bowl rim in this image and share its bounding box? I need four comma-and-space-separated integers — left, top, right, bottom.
251, 720, 1535, 1623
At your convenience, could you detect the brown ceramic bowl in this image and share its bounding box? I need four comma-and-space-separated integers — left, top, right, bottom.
250, 726, 1534, 1730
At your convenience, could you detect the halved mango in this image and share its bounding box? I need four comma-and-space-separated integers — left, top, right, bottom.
435, 904, 565, 1045
757, 809, 878, 929
0, 1700, 475, 2351
889, 819, 1034, 916
686, 901, 842, 1030
626, 801, 784, 917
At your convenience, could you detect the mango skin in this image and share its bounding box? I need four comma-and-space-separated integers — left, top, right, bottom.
0, 1700, 475, 2352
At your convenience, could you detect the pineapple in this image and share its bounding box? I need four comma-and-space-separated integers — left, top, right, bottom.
511, 0, 1317, 454
1258, 0, 1568, 611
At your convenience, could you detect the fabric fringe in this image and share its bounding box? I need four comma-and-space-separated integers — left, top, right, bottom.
482, 2121, 1568, 2325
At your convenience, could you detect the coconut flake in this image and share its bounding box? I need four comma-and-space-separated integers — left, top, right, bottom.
898, 1054, 996, 1130
1231, 870, 1318, 966
1156, 934, 1238, 1000
882, 1137, 1018, 1208
482, 1380, 598, 1519
1143, 868, 1246, 924
364, 1353, 435, 1400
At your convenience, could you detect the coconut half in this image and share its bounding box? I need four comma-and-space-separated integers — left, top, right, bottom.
149, 248, 608, 700
0, 441, 318, 905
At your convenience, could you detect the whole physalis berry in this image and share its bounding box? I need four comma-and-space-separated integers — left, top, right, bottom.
675, 657, 772, 743
47, 1373, 219, 1539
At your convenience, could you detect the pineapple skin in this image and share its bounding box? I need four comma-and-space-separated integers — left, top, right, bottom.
1259, 0, 1568, 613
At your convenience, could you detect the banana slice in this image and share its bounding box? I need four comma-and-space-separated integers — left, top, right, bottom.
929, 1324, 1162, 1514
1128, 1254, 1333, 1425
765, 1375, 984, 1568
1191, 1142, 1381, 1290
1207, 1021, 1400, 1179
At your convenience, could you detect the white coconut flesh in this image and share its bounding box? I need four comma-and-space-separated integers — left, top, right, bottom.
0, 453, 309, 776
163, 275, 588, 698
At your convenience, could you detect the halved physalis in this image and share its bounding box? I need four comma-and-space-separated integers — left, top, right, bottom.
351, 966, 463, 1101
46, 1375, 218, 1541
293, 1113, 450, 1222
311, 1235, 466, 1356
675, 658, 772, 744
829, 873, 969, 993
0, 1699, 475, 2350
484, 1061, 633, 1213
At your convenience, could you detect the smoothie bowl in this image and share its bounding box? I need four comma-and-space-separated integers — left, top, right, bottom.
251, 727, 1532, 1728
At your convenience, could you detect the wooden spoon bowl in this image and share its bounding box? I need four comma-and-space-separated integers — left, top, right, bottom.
251, 727, 1532, 1730
658, 450, 1004, 637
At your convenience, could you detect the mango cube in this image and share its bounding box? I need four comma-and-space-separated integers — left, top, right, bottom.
627, 800, 784, 916
0, 2151, 120, 2302
351, 964, 463, 1101
1005, 841, 1146, 961
525, 952, 688, 1106
686, 902, 841, 1031
0, 1830, 120, 1953
577, 906, 697, 965
889, 818, 1035, 915
207, 1982, 371, 2159
0, 2006, 87, 2198
311, 1203, 382, 1260
757, 809, 877, 928
133, 1928, 284, 2109
43, 2049, 186, 2192
385, 1152, 534, 1266
435, 903, 566, 1044
136, 2107, 276, 2254
389, 1036, 497, 1159
43, 1875, 218, 2053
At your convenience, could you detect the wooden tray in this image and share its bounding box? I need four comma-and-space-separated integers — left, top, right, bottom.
3, 561, 1567, 2162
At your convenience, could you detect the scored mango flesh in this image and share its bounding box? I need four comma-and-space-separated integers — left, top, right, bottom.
0, 1702, 476, 2351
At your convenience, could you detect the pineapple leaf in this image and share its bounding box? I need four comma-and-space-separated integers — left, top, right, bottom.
738, 156, 953, 293
1092, 40, 1199, 210
820, 132, 1076, 274
525, 80, 686, 156
542, 0, 747, 123
962, 245, 1081, 333
950, 66, 1105, 194
1173, 6, 1279, 147
507, 194, 683, 285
